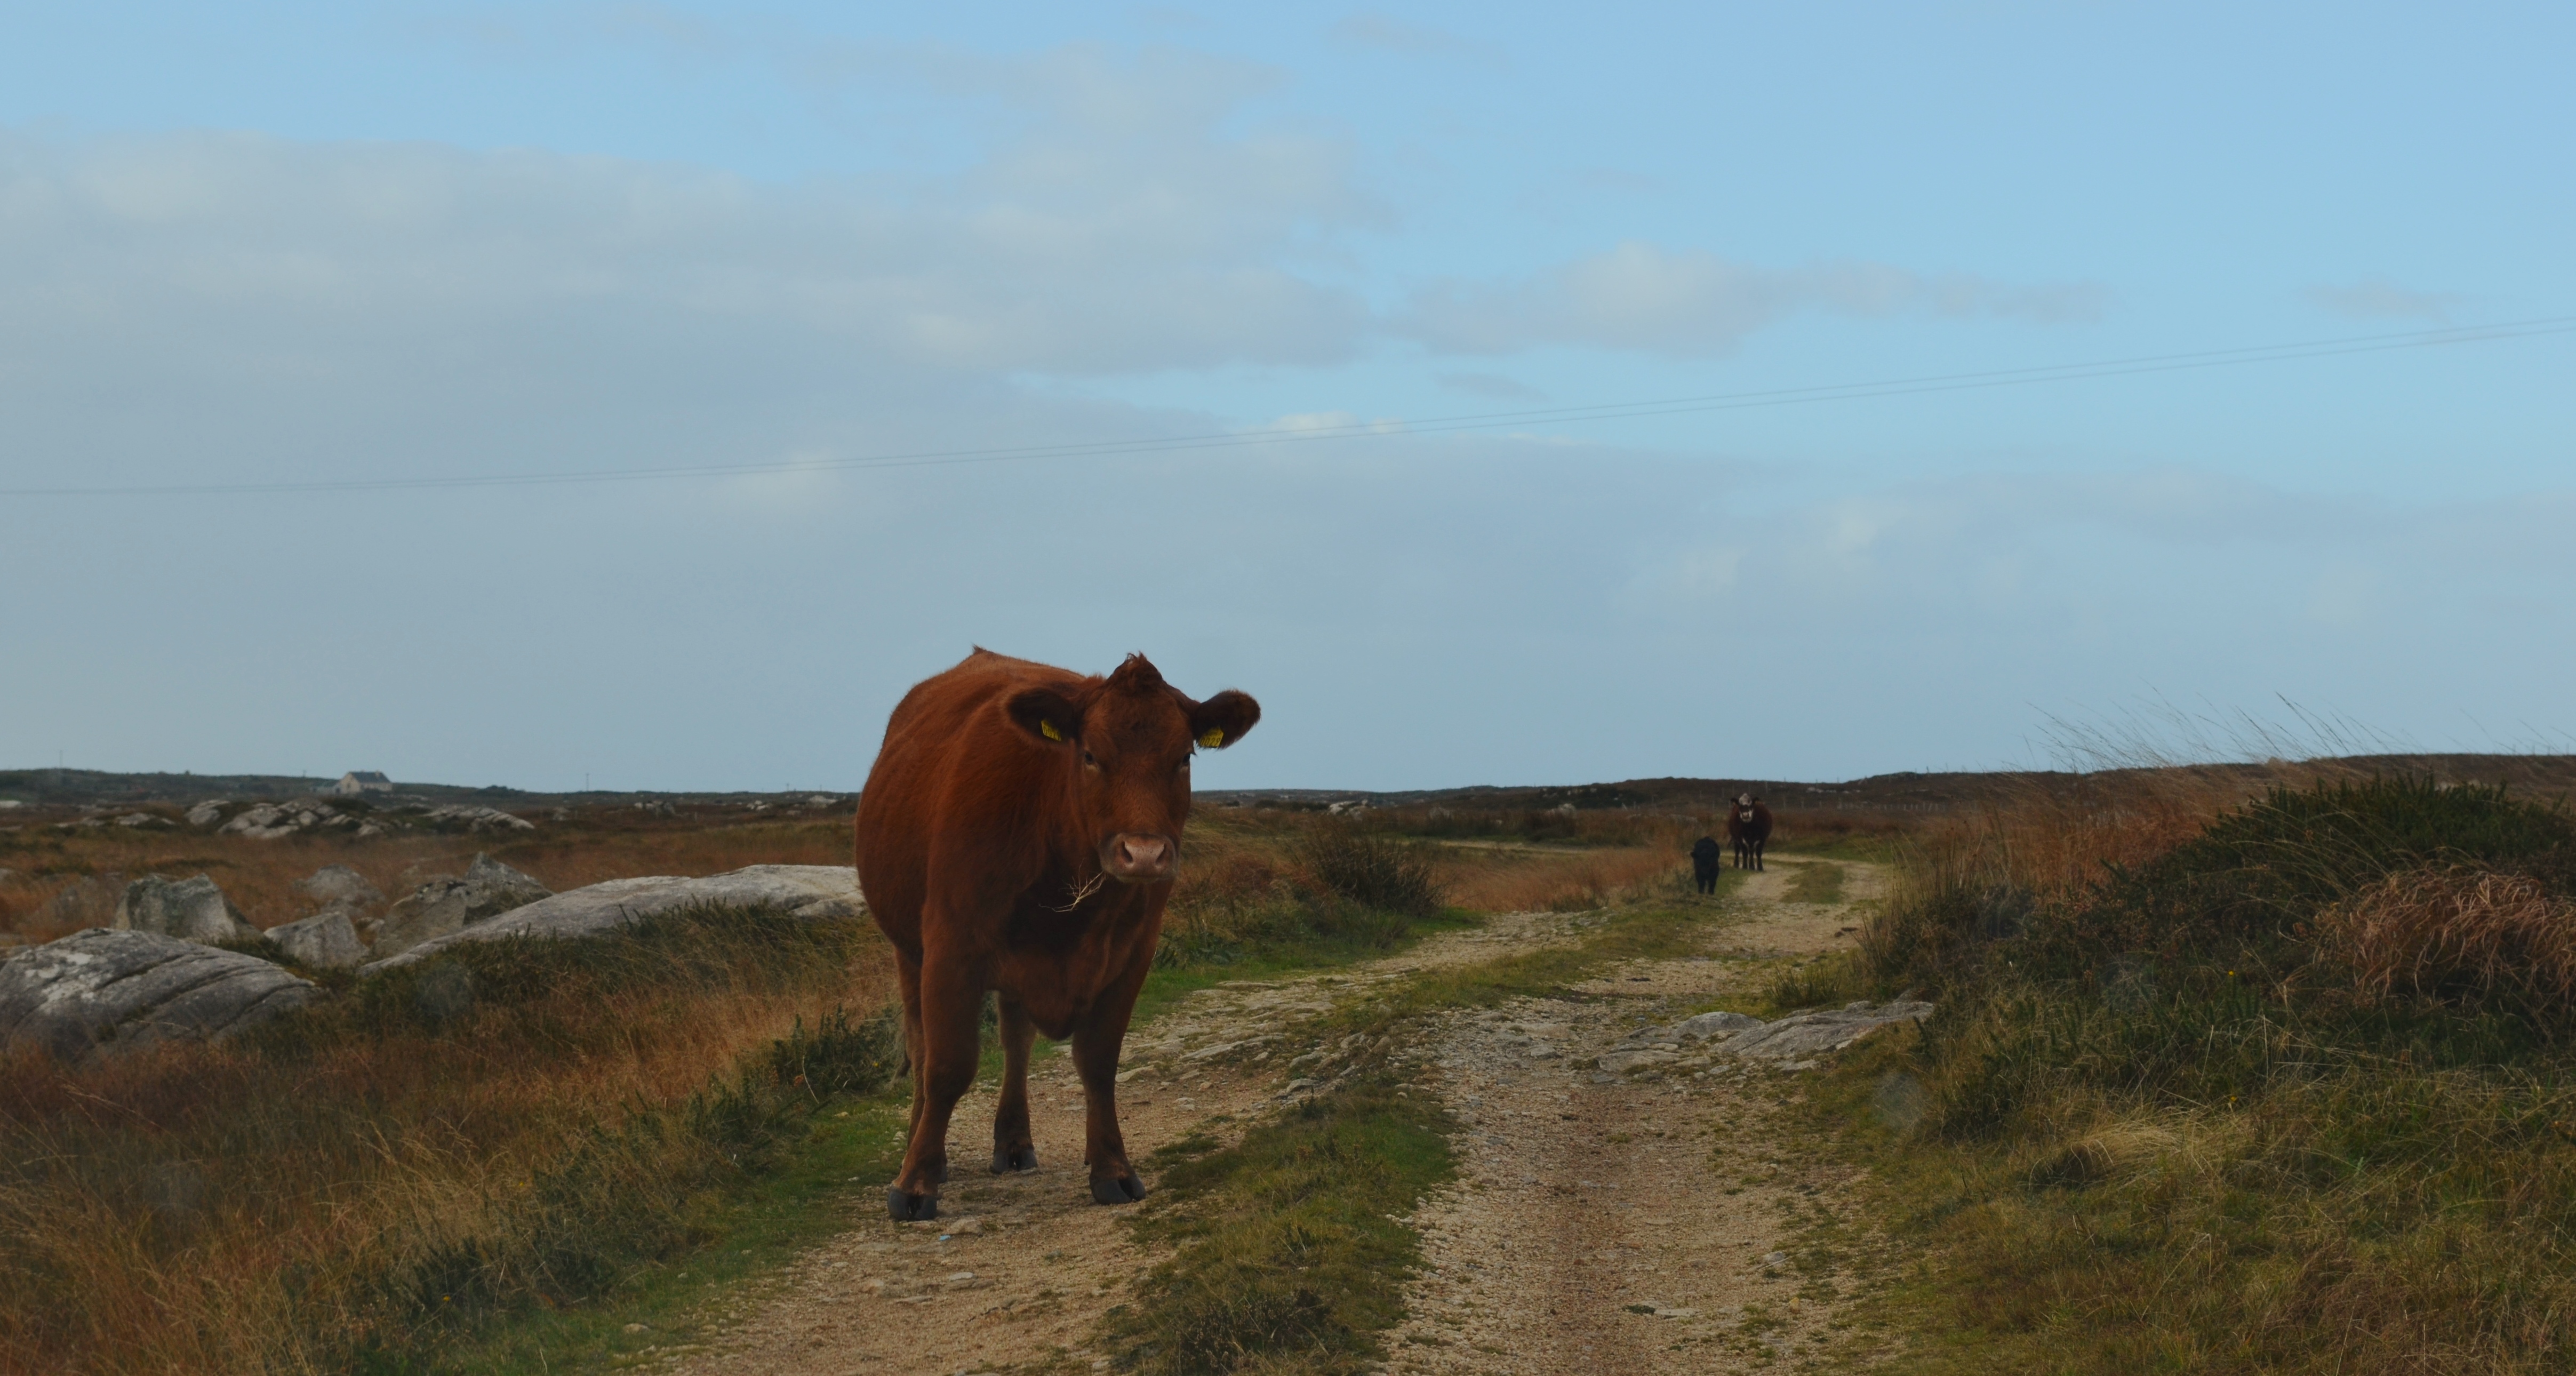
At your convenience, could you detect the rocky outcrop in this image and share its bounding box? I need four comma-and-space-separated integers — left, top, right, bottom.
185, 800, 228, 828
1601, 1001, 1932, 1074
370, 854, 551, 961
0, 928, 316, 1059
294, 864, 383, 910
221, 801, 363, 840
420, 805, 534, 834
114, 875, 261, 945
1717, 1001, 1934, 1059
365, 864, 864, 973
266, 910, 367, 969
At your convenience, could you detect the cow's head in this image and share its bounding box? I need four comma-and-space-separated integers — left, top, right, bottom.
1006, 654, 1259, 883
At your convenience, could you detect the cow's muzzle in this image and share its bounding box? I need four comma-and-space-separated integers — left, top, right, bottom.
1101, 833, 1175, 882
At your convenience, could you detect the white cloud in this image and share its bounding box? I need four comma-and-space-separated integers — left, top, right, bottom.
1326, 14, 1494, 60
0, 50, 1376, 387
1397, 241, 2108, 357
2302, 276, 2462, 321
1433, 371, 1542, 400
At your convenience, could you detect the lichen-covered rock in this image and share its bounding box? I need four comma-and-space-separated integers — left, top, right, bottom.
114, 874, 260, 945
419, 805, 534, 834
371, 854, 552, 961
293, 864, 383, 910
1598, 1047, 1679, 1075
365, 864, 864, 973
1617, 1009, 1765, 1050
266, 910, 366, 969
0, 929, 315, 1059
219, 802, 357, 841
1676, 1010, 1766, 1040
1713, 1001, 1934, 1060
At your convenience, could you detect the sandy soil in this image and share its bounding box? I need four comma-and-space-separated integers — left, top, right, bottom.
658, 860, 1891, 1375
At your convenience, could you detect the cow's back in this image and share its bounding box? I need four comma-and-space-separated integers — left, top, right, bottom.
855, 650, 1083, 951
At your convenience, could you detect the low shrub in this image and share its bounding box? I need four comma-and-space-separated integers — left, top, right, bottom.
1296, 822, 1444, 919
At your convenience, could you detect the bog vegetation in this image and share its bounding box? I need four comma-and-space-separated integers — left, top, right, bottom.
0, 796, 1746, 1372
1817, 768, 2576, 1373
55, 763, 2574, 1373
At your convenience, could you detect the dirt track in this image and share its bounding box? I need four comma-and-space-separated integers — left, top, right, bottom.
1381, 859, 1890, 1373
660, 860, 1890, 1374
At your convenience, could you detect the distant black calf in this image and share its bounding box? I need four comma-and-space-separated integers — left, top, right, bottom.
1727, 794, 1773, 871
1690, 835, 1722, 893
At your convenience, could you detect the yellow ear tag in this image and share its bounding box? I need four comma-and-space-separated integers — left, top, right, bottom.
1198, 728, 1225, 748
1041, 720, 1062, 742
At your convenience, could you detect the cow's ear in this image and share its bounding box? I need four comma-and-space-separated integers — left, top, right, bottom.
1006, 687, 1083, 745
1188, 691, 1260, 750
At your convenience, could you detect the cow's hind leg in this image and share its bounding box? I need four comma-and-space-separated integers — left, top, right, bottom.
991, 994, 1039, 1173
895, 951, 929, 1157
887, 955, 981, 1221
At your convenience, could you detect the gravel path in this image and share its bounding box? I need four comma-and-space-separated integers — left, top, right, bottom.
659, 862, 1893, 1374
1379, 859, 1893, 1374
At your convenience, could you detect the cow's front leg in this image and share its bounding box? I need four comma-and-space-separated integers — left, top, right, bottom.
991, 994, 1039, 1173
888, 957, 981, 1221
1071, 959, 1152, 1205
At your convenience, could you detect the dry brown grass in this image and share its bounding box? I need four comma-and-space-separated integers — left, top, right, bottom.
0, 809, 890, 1373
0, 932, 897, 1372
1434, 844, 1685, 913
2317, 868, 2576, 1015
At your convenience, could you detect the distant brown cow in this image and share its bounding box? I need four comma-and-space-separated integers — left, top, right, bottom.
854, 650, 1259, 1221
1727, 793, 1773, 871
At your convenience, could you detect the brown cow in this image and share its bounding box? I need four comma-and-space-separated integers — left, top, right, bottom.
1727, 793, 1773, 871
853, 649, 1259, 1221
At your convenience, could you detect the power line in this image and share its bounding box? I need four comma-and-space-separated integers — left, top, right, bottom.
5, 315, 2571, 498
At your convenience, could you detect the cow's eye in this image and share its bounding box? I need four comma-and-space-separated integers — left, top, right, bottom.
1081, 749, 1098, 767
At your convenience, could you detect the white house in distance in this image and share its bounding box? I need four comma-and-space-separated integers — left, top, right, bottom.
332, 771, 394, 795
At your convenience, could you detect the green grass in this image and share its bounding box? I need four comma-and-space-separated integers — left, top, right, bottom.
1771, 834, 1906, 865
1099, 1076, 1456, 1375
1782, 860, 1847, 905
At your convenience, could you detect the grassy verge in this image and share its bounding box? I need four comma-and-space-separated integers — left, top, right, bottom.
1095, 1076, 1457, 1375
1789, 776, 2576, 1374
419, 1094, 911, 1373
1782, 860, 1847, 905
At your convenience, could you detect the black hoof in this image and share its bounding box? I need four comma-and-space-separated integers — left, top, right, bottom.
1090, 1173, 1147, 1205
992, 1145, 1039, 1173
885, 1186, 939, 1222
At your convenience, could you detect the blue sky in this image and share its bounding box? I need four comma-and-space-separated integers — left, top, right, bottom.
2, 2, 2570, 792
